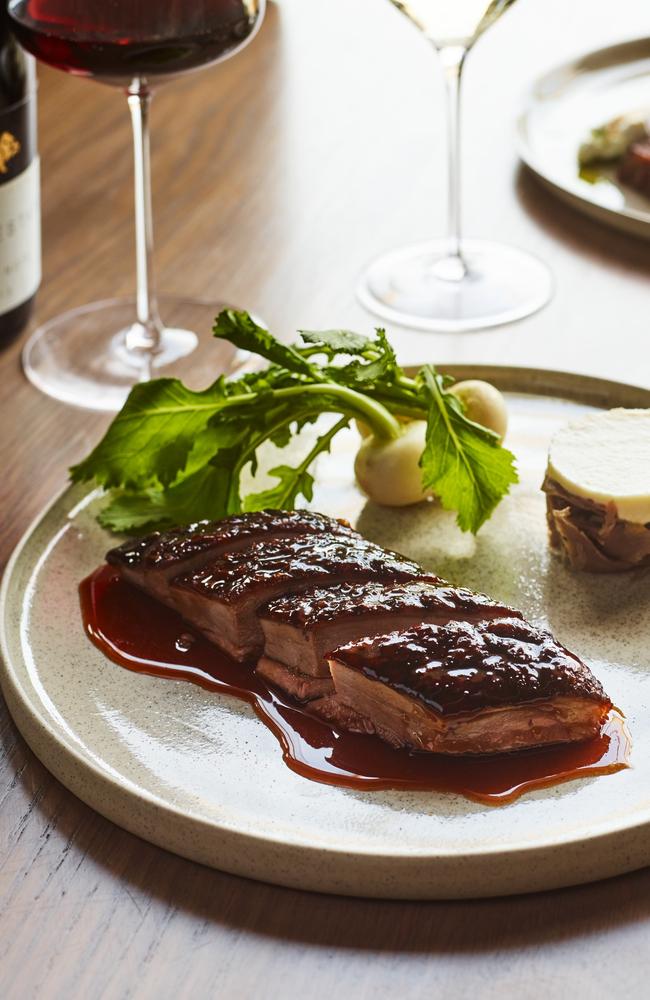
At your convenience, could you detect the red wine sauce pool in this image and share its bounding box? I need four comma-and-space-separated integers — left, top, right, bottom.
80, 566, 630, 806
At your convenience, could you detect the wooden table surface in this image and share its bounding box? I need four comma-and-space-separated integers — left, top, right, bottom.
2, 1, 650, 996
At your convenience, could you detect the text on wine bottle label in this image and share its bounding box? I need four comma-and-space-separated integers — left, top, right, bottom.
0, 156, 41, 313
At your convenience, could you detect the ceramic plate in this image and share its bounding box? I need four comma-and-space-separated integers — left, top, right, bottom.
2, 367, 650, 900
519, 39, 650, 239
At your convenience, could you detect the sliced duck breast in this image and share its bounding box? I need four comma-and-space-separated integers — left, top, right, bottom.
321, 618, 611, 755
257, 579, 518, 696
167, 533, 423, 661
106, 509, 356, 603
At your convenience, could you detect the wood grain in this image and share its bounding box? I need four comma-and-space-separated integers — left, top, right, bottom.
1, 1, 650, 996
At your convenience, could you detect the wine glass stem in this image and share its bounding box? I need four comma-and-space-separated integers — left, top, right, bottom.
127, 84, 163, 354
438, 45, 468, 277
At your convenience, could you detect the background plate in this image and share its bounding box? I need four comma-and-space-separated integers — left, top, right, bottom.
2, 367, 650, 899
519, 39, 650, 239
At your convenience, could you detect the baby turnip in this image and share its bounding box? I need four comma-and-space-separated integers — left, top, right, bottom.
354, 420, 430, 507
449, 380, 508, 441
354, 378, 507, 508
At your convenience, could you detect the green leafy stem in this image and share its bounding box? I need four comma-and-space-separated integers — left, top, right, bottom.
70, 310, 517, 534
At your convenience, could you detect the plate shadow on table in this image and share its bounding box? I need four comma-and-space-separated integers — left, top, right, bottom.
516, 165, 650, 277
4, 714, 650, 955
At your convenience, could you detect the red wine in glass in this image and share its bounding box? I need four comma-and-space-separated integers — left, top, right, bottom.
7, 0, 265, 410
9, 0, 259, 86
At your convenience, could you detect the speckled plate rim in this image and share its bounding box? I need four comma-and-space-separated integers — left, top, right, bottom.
518, 37, 650, 240
2, 365, 650, 900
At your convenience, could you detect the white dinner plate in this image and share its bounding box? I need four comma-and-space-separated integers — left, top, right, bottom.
1, 366, 650, 899
519, 38, 650, 239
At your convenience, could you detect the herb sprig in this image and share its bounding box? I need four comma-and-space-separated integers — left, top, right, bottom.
71, 311, 517, 534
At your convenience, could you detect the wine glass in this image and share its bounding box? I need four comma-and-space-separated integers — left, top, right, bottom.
8, 0, 266, 410
357, 0, 552, 333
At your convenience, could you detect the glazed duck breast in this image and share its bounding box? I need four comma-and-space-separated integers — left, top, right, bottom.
167, 533, 423, 661
256, 580, 520, 702
322, 618, 611, 755
106, 509, 357, 604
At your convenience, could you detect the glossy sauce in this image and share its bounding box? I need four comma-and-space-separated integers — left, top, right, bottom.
80, 566, 630, 806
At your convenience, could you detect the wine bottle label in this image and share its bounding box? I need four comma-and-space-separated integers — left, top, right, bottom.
0, 156, 41, 313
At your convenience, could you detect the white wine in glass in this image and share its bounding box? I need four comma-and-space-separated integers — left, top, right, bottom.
357, 0, 552, 333
391, 0, 519, 47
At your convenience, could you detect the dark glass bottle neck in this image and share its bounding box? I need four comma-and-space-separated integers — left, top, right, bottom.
0, 10, 35, 107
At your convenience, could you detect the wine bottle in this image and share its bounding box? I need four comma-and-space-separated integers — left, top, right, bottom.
0, 7, 39, 345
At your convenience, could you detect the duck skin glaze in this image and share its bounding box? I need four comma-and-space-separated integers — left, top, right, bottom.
106, 510, 357, 605
321, 618, 612, 755
159, 532, 424, 661
256, 580, 521, 702
103, 511, 613, 753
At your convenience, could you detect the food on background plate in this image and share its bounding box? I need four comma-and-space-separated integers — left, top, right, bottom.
71, 311, 517, 536
578, 111, 648, 166
542, 408, 650, 572
104, 510, 614, 756
578, 111, 650, 198
617, 139, 650, 198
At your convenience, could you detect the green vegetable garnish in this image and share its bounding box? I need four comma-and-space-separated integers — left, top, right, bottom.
71, 310, 518, 534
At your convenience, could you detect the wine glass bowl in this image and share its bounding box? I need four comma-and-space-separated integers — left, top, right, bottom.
391, 0, 519, 50
358, 0, 552, 333
8, 0, 265, 410
7, 0, 262, 87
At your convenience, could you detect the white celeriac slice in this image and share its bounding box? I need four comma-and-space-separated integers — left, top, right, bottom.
547, 408, 650, 525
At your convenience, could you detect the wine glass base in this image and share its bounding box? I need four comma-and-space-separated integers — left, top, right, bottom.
22, 296, 256, 411
111, 324, 198, 370
357, 239, 553, 333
